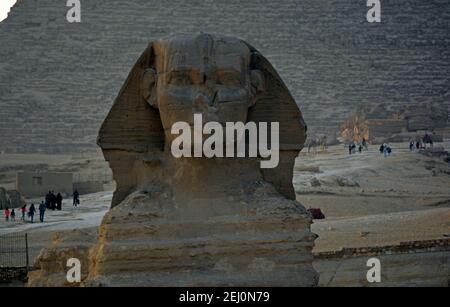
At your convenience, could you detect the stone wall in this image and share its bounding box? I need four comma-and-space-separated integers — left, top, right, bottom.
314, 238, 449, 259
72, 181, 104, 195
0, 0, 449, 152
366, 119, 406, 141
314, 239, 450, 287
403, 104, 449, 131
16, 172, 73, 197
315, 250, 449, 287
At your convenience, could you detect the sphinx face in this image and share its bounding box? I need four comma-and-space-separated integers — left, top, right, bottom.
152, 34, 254, 143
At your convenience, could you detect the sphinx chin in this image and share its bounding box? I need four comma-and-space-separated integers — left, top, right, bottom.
27, 33, 316, 287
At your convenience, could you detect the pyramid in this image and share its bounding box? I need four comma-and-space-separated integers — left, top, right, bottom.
0, 0, 449, 153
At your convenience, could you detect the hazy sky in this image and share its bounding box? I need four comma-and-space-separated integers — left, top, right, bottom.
0, 0, 17, 22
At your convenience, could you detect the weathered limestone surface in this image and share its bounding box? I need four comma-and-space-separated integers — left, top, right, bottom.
315, 239, 450, 287
86, 183, 317, 286
0, 187, 26, 209
1, 0, 450, 153
402, 104, 448, 132
366, 119, 406, 142
27, 229, 97, 287
28, 34, 318, 287
315, 251, 449, 287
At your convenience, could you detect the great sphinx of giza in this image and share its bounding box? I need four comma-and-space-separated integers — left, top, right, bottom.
29, 33, 318, 287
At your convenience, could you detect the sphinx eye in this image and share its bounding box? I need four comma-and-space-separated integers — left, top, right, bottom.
169, 72, 193, 86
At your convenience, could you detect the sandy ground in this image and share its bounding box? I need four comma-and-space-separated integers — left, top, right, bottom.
0, 192, 111, 235
0, 141, 449, 264
0, 192, 112, 263
295, 141, 450, 252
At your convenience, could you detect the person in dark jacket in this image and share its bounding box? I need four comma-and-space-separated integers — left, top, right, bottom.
50, 191, 57, 210
39, 201, 46, 223
29, 204, 36, 223
386, 146, 392, 156
45, 191, 51, 209
56, 193, 63, 211
362, 138, 368, 150
73, 190, 80, 207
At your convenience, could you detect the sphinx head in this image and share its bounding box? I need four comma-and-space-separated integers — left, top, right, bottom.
140, 33, 264, 144
98, 33, 306, 206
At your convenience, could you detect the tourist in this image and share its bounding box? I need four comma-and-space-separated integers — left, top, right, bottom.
39, 201, 46, 223
50, 191, 57, 210
73, 189, 80, 207
416, 141, 420, 150
45, 191, 51, 209
384, 145, 392, 156
362, 138, 368, 150
348, 144, 352, 155
4, 208, 10, 222
358, 144, 362, 153
379, 144, 385, 154
10, 209, 16, 222
422, 133, 434, 149
56, 193, 63, 211
409, 141, 414, 151
428, 133, 434, 148
29, 203, 36, 223
20, 204, 27, 221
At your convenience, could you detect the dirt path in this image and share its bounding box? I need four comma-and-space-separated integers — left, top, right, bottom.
0, 191, 111, 236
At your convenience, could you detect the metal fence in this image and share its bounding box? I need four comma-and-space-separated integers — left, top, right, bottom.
0, 233, 29, 269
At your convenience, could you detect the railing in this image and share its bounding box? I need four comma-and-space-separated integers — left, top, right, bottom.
0, 232, 29, 283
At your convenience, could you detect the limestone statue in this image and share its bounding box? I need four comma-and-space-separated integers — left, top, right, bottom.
29, 33, 317, 287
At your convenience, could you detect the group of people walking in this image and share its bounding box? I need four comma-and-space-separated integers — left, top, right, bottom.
409, 133, 434, 151
379, 143, 393, 157
346, 138, 393, 157
45, 191, 63, 211
3, 189, 81, 224
348, 138, 369, 155
3, 204, 37, 223
3, 208, 16, 222
4, 201, 45, 223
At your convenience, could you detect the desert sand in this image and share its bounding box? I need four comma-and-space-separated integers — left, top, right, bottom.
294, 141, 450, 252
